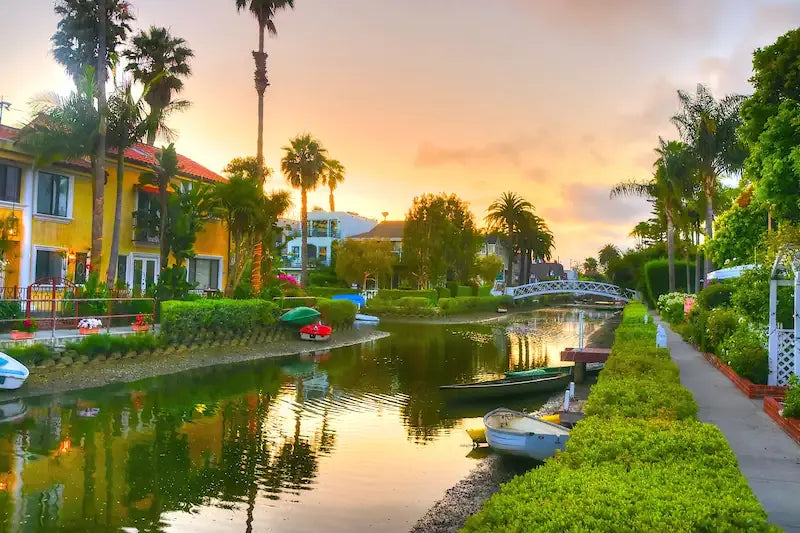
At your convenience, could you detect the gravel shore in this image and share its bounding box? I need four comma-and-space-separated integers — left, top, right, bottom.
2, 326, 389, 401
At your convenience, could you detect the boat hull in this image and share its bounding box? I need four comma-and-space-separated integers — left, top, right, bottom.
0, 353, 29, 391
355, 313, 380, 323
440, 373, 570, 401
299, 332, 330, 342
504, 366, 573, 380
483, 408, 570, 460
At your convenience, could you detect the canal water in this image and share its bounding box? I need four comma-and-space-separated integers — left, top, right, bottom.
0, 308, 612, 532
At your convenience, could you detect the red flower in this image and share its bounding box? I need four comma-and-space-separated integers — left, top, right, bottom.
24, 319, 32, 327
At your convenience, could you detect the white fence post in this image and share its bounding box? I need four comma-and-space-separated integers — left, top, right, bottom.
794, 255, 800, 386
769, 277, 779, 386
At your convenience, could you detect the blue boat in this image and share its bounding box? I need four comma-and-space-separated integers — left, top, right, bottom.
483, 407, 570, 460
332, 294, 366, 308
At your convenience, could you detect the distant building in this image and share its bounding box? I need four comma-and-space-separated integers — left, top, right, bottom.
478, 235, 563, 284
282, 211, 377, 270
349, 221, 405, 260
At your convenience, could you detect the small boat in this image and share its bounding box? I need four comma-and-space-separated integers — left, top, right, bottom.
355, 313, 380, 323
332, 294, 366, 308
497, 307, 508, 314
466, 413, 560, 446
504, 365, 572, 380
440, 373, 570, 401
484, 407, 570, 460
280, 307, 321, 327
0, 353, 29, 390
299, 323, 332, 341
0, 399, 27, 424
586, 362, 605, 372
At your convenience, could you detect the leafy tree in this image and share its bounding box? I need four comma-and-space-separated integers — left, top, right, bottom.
403, 193, 480, 287
139, 144, 180, 270
706, 186, 768, 266
335, 240, 394, 288
598, 244, 620, 269
517, 210, 554, 283
223, 156, 273, 182
167, 184, 216, 267
323, 158, 345, 212
485, 192, 533, 284
123, 26, 194, 145
475, 255, 504, 285
281, 134, 328, 287
582, 257, 599, 275
671, 84, 746, 277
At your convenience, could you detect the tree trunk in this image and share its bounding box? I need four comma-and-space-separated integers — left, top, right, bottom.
694, 230, 701, 294
106, 154, 125, 285
667, 215, 675, 293
159, 185, 169, 270
250, 23, 269, 293
329, 190, 335, 212
684, 233, 691, 293
225, 226, 234, 296
301, 189, 309, 287
145, 109, 159, 146
704, 188, 714, 279
92, 0, 107, 276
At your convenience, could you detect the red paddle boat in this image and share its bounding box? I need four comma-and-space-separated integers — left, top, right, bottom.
299, 323, 332, 341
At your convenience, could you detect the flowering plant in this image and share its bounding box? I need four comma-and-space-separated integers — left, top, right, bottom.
78, 318, 103, 329
17, 318, 38, 333
134, 315, 152, 327
276, 273, 300, 287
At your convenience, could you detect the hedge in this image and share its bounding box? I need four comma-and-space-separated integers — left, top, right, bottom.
697, 282, 733, 310
438, 295, 513, 315
161, 299, 279, 343
462, 301, 771, 532
364, 299, 438, 317
5, 343, 57, 365
456, 285, 473, 297
477, 285, 492, 297
374, 289, 438, 303
643, 259, 695, 306
308, 287, 360, 299
277, 296, 317, 309
316, 298, 357, 327
65, 333, 162, 358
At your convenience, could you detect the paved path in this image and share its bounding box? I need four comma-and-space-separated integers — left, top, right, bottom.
661, 319, 800, 532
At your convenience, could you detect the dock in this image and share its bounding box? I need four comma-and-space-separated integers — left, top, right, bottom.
561, 347, 611, 383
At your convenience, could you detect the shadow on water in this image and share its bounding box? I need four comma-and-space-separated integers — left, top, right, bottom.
0, 307, 612, 532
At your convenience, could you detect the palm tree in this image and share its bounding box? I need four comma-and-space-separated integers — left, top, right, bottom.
612, 139, 694, 292
598, 244, 620, 270
323, 158, 345, 212
517, 211, 554, 282
671, 84, 746, 277
485, 192, 533, 285
583, 257, 599, 275
123, 27, 194, 145
281, 134, 327, 287
234, 0, 295, 184
139, 144, 180, 270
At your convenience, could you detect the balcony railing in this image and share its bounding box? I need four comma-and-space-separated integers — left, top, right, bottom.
132, 211, 160, 244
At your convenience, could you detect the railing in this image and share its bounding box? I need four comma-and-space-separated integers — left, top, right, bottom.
505, 280, 638, 301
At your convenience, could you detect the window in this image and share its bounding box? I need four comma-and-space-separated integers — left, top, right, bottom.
74, 252, 88, 284
189, 258, 220, 290
34, 249, 64, 280
117, 255, 128, 285
134, 190, 160, 242
37, 172, 70, 217
319, 246, 328, 263
311, 220, 328, 237
291, 246, 300, 257
0, 164, 21, 203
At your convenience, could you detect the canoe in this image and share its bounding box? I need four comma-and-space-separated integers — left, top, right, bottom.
484, 407, 570, 460
504, 365, 572, 380
280, 307, 321, 327
299, 323, 332, 341
440, 373, 570, 401
0, 353, 29, 390
466, 413, 560, 446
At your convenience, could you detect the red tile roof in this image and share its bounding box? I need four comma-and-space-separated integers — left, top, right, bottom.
0, 124, 225, 183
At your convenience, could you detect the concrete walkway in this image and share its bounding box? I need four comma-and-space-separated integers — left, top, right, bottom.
660, 319, 800, 532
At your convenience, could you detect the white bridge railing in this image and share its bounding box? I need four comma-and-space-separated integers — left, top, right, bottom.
504, 280, 638, 301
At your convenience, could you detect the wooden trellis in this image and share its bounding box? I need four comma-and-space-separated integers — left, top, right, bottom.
768, 246, 800, 386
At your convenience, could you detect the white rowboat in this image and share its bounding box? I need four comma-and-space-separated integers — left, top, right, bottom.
0, 353, 29, 390
483, 407, 569, 460
355, 314, 380, 323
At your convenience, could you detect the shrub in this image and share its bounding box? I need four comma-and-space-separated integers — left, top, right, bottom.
0, 301, 22, 332
705, 307, 740, 352
65, 334, 162, 358
437, 295, 513, 315
602, 352, 679, 382
477, 285, 492, 297
585, 377, 697, 420
308, 287, 359, 299
374, 289, 437, 304
364, 299, 439, 317
436, 287, 451, 300
395, 296, 432, 309
316, 298, 357, 327
456, 285, 473, 297
446, 281, 458, 300
682, 307, 709, 348
5, 343, 57, 365
643, 259, 695, 306
308, 270, 346, 287
784, 374, 800, 419
279, 297, 317, 309
161, 299, 279, 343
696, 283, 733, 310
656, 292, 688, 324
718, 323, 769, 384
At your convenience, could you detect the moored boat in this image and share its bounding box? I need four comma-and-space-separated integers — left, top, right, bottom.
439, 373, 570, 401
484, 407, 570, 460
504, 365, 572, 380
280, 307, 321, 327
0, 353, 29, 390
466, 413, 560, 446
299, 323, 332, 341
355, 313, 380, 323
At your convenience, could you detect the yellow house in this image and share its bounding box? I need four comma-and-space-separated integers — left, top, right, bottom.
0, 124, 228, 293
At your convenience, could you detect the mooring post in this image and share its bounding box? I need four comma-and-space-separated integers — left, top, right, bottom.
574, 362, 586, 384
569, 381, 575, 399
563, 389, 570, 411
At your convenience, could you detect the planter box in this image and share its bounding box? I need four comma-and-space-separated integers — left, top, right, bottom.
131, 324, 151, 333
702, 351, 788, 398
10, 330, 34, 340
763, 396, 800, 445
79, 327, 100, 335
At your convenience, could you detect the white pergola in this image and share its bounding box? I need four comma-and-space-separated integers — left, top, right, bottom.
768, 246, 800, 386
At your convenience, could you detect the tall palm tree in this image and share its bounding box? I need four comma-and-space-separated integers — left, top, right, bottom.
123, 27, 194, 145
485, 192, 533, 285
611, 139, 694, 292
234, 0, 295, 184
323, 158, 345, 212
281, 134, 327, 287
598, 244, 620, 270
139, 144, 180, 270
517, 210, 554, 282
671, 84, 746, 277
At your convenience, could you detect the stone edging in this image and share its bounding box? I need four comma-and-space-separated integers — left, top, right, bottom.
763, 396, 800, 445
701, 351, 788, 399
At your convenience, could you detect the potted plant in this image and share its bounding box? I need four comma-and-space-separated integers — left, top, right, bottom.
78, 318, 103, 335
132, 314, 152, 332
11, 317, 38, 340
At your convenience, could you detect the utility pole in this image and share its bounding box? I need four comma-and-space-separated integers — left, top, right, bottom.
0, 98, 11, 125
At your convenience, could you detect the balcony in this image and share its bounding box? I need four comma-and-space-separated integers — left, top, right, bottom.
132, 210, 160, 244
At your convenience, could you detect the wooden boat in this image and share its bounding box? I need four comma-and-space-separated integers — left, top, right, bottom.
280, 307, 321, 327
439, 373, 570, 401
0, 353, 29, 390
466, 413, 560, 446
504, 365, 572, 380
484, 407, 570, 460
299, 323, 332, 341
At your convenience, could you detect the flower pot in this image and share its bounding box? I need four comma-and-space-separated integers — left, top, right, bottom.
79, 327, 100, 336
132, 323, 150, 333
10, 330, 34, 340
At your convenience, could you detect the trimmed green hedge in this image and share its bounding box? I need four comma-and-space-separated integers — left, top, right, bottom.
308, 287, 360, 299
161, 299, 279, 343
317, 298, 357, 327
477, 285, 492, 297
375, 289, 438, 303
365, 299, 438, 317
643, 259, 695, 306
456, 285, 473, 297
278, 296, 317, 308
697, 282, 733, 310
438, 295, 513, 315
5, 343, 57, 365
462, 301, 771, 532
65, 333, 162, 358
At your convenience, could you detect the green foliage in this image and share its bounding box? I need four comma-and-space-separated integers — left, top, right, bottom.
308, 270, 346, 287
436, 287, 451, 300
643, 259, 695, 306
154, 265, 193, 301
374, 289, 437, 304
705, 307, 740, 352
784, 374, 800, 419
477, 285, 492, 297
682, 307, 710, 350
316, 298, 356, 327
279, 297, 317, 309
729, 266, 792, 327
307, 287, 359, 298
364, 299, 438, 317
160, 299, 279, 343
456, 285, 473, 297
718, 323, 769, 385
606, 242, 666, 292
585, 377, 697, 420
64, 333, 161, 358
334, 239, 394, 287
474, 255, 504, 285
5, 344, 57, 365
602, 352, 679, 383
697, 282, 733, 310
657, 292, 688, 324
706, 194, 768, 265
395, 297, 433, 309
438, 296, 513, 316
0, 301, 22, 331
445, 281, 459, 300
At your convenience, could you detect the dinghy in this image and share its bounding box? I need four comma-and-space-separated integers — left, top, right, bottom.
0, 353, 29, 390
299, 323, 332, 341
466, 413, 561, 446
280, 307, 321, 327
484, 407, 570, 460
504, 365, 572, 380
355, 313, 380, 323
440, 373, 570, 401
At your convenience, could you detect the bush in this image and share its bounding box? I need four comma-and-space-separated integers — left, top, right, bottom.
705, 307, 740, 352
364, 299, 439, 317
697, 283, 733, 310
446, 281, 459, 300
308, 287, 359, 299
585, 377, 697, 420
602, 351, 679, 382
477, 285, 492, 297
316, 298, 357, 327
643, 259, 695, 306
374, 289, 437, 304
718, 323, 769, 384
437, 295, 513, 315
279, 297, 317, 309
0, 301, 22, 332
5, 343, 57, 365
308, 270, 346, 287
395, 296, 433, 309
64, 333, 162, 358
161, 299, 279, 343
656, 292, 688, 324
682, 307, 709, 348
456, 285, 473, 297
784, 374, 800, 419
436, 286, 451, 299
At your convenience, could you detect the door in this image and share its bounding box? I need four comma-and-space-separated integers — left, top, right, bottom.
132, 256, 159, 293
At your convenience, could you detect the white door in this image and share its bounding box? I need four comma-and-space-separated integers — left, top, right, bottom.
132, 256, 159, 293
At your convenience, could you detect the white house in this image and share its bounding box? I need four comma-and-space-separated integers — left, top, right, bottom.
283, 210, 377, 270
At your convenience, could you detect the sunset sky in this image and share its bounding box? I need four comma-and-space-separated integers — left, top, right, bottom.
2, 0, 799, 265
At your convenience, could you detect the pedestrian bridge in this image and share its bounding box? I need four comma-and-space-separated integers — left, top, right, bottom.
499, 280, 638, 301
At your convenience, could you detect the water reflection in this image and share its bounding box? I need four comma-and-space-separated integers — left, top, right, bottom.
0, 308, 612, 532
